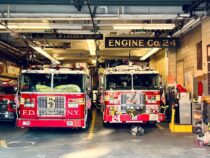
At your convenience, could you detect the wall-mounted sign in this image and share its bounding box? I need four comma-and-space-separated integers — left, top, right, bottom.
27, 33, 103, 40
105, 37, 180, 48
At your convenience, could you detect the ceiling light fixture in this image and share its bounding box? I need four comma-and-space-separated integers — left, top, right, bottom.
87, 40, 96, 56
0, 23, 82, 30
113, 23, 175, 30
30, 45, 60, 64
173, 18, 201, 37
140, 48, 161, 61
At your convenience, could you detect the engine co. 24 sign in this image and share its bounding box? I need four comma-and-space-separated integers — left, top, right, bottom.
105, 37, 180, 48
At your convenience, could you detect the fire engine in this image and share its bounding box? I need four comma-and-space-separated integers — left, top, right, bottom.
100, 64, 165, 125
16, 64, 92, 129
0, 81, 17, 121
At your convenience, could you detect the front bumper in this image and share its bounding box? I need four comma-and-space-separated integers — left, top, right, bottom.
16, 118, 85, 128
103, 113, 165, 123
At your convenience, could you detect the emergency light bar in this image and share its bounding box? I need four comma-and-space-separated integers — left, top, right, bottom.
106, 65, 155, 73
28, 64, 88, 72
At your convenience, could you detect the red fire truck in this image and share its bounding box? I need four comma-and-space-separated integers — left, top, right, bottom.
16, 64, 92, 129
100, 64, 165, 125
0, 82, 17, 121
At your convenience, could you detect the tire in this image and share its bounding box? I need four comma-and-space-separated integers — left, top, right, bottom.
88, 109, 92, 120
82, 111, 91, 131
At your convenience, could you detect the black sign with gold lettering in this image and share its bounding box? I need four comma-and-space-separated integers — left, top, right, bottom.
105, 37, 180, 48
27, 33, 103, 40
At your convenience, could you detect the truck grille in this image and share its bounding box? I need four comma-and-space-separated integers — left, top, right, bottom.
37, 96, 65, 116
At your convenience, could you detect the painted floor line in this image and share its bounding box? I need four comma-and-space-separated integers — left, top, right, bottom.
85, 110, 96, 140
0, 139, 7, 147
157, 124, 164, 130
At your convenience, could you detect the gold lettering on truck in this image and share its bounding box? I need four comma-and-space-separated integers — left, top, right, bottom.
47, 97, 56, 109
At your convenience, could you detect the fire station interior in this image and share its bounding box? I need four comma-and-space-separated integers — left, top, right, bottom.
0, 0, 210, 157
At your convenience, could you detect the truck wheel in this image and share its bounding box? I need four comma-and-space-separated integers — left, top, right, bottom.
83, 112, 91, 131
88, 109, 92, 120
83, 120, 90, 131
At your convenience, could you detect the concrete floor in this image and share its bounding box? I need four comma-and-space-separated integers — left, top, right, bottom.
0, 110, 209, 158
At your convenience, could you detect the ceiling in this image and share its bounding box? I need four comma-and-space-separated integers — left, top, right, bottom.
0, 0, 208, 65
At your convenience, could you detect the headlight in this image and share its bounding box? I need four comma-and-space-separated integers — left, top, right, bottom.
68, 102, 79, 108
23, 98, 35, 108
68, 98, 79, 108
68, 98, 84, 108
24, 103, 35, 108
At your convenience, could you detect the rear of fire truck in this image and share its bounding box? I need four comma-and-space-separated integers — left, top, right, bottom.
16, 65, 92, 129
0, 83, 17, 121
102, 65, 165, 125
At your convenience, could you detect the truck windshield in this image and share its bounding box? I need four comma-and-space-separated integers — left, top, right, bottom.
53, 74, 84, 93
20, 73, 51, 92
106, 74, 131, 90
133, 74, 159, 90
0, 86, 16, 94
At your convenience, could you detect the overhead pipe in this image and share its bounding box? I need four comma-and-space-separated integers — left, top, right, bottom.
0, 45, 23, 59
173, 16, 203, 37
0, 13, 189, 21
0, 41, 22, 55
0, 41, 43, 64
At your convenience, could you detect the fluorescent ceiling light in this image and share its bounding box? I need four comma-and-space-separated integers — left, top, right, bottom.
57, 30, 92, 34
91, 59, 97, 64
30, 45, 60, 64
0, 23, 82, 30
173, 18, 201, 37
113, 23, 175, 30
140, 48, 161, 61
